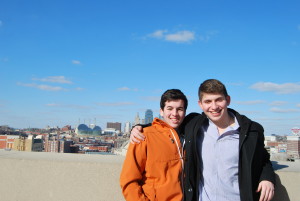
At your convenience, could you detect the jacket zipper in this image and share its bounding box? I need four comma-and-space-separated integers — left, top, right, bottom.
170, 129, 184, 199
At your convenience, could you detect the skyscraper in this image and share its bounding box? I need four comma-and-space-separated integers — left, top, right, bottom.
145, 109, 153, 124
134, 113, 140, 126
124, 122, 131, 135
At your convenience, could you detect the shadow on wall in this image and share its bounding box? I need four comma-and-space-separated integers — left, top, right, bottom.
272, 174, 290, 201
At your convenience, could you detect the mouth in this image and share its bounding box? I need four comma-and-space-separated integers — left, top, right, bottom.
210, 110, 221, 116
170, 118, 179, 124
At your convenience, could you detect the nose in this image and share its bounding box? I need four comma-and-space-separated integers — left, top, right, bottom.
171, 109, 178, 116
211, 101, 218, 109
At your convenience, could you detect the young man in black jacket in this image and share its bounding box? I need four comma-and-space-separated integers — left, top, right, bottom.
131, 79, 275, 201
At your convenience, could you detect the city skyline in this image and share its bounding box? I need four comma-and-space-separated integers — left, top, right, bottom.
1, 1, 300, 135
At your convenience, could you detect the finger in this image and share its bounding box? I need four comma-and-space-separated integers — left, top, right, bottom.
259, 188, 266, 201
131, 132, 145, 141
268, 189, 274, 201
130, 136, 141, 144
256, 183, 262, 192
137, 132, 146, 140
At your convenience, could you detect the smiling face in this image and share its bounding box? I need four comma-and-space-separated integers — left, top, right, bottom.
160, 99, 186, 129
198, 92, 231, 126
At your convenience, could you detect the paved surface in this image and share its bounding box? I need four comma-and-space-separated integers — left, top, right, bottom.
0, 150, 299, 201
0, 150, 125, 201
272, 160, 300, 172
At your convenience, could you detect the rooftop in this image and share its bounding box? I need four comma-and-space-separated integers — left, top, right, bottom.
0, 150, 299, 201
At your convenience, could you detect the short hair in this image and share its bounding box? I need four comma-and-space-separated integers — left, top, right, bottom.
198, 79, 228, 100
160, 89, 188, 110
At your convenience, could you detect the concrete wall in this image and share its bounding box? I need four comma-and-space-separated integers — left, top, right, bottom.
0, 150, 299, 201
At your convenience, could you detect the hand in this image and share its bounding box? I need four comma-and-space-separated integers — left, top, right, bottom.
257, 180, 274, 201
130, 126, 145, 144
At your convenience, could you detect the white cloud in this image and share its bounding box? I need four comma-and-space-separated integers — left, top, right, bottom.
147, 30, 195, 43
149, 30, 167, 39
17, 82, 67, 91
117, 87, 138, 91
32, 76, 72, 84
270, 101, 287, 106
72, 60, 81, 65
235, 100, 265, 105
165, 31, 195, 43
270, 107, 300, 113
96, 102, 135, 106
250, 82, 300, 94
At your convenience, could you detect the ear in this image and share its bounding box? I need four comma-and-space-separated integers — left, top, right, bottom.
160, 108, 164, 117
198, 100, 204, 110
226, 95, 231, 106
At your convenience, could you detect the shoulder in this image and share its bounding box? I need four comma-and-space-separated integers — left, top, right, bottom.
182, 112, 203, 125
143, 124, 163, 137
229, 108, 263, 131
250, 121, 263, 131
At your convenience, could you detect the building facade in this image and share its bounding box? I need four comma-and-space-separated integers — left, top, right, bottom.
107, 122, 121, 132
287, 136, 300, 159
0, 135, 19, 149
145, 109, 153, 124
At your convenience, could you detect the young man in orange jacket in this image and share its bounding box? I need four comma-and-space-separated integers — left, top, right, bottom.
120, 89, 188, 201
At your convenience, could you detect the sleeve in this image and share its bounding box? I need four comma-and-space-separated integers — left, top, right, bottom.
119, 138, 149, 201
257, 126, 276, 186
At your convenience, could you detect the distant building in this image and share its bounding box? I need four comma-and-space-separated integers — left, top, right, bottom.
114, 138, 128, 149
107, 122, 121, 132
0, 135, 19, 149
145, 109, 153, 124
83, 145, 110, 152
44, 135, 73, 153
134, 113, 140, 126
75, 124, 102, 137
12, 135, 43, 152
44, 136, 60, 152
103, 128, 119, 136
287, 136, 300, 159
59, 140, 74, 153
114, 140, 129, 156
61, 125, 72, 131
124, 122, 131, 135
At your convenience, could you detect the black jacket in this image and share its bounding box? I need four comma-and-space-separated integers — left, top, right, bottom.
182, 108, 275, 201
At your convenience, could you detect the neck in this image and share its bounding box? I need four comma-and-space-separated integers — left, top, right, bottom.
216, 114, 233, 135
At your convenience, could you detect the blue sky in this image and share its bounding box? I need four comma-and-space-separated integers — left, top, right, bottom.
0, 0, 300, 135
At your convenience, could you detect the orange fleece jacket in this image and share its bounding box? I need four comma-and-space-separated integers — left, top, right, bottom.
120, 118, 184, 201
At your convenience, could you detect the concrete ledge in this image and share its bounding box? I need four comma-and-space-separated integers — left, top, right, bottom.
0, 150, 125, 201
0, 150, 299, 201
